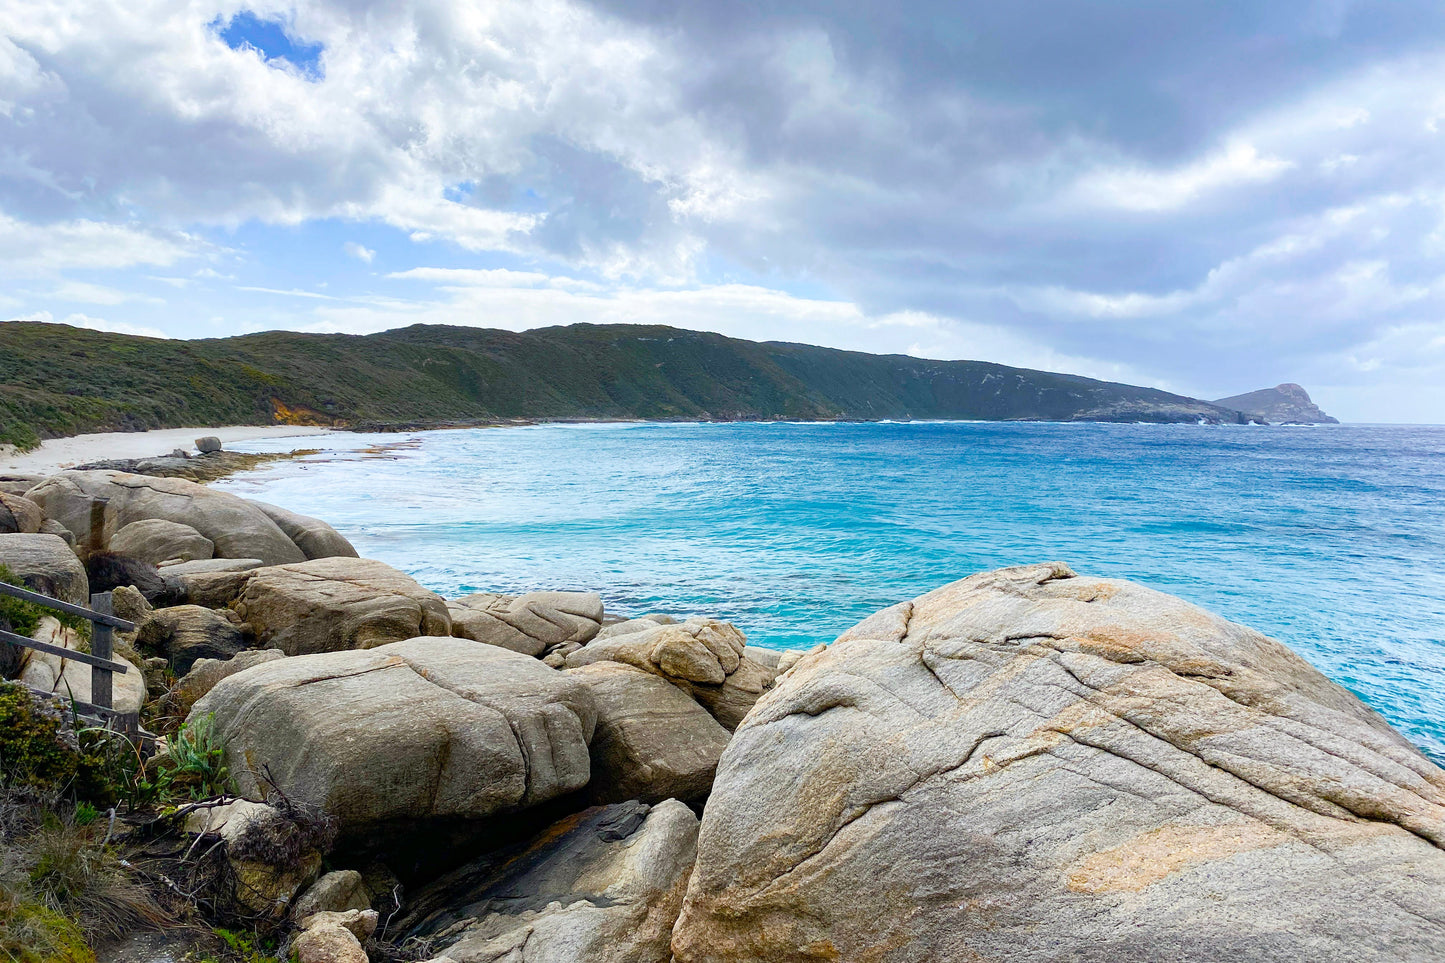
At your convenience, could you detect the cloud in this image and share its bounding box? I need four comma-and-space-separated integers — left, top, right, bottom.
343, 241, 375, 263
0, 210, 197, 275
4, 1, 1445, 418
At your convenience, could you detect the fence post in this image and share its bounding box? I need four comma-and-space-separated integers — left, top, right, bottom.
90, 592, 114, 712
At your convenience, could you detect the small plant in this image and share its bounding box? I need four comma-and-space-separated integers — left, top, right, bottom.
0, 683, 108, 800
72, 802, 98, 828
164, 714, 232, 801
195, 927, 291, 963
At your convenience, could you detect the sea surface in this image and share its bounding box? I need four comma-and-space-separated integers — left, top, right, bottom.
216, 421, 1445, 762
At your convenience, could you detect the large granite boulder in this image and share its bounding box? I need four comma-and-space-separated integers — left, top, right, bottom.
0, 533, 88, 604
449, 591, 604, 657
232, 557, 451, 656
569, 661, 732, 805
134, 604, 246, 674
27, 470, 306, 563
566, 618, 775, 729
405, 800, 697, 963
671, 563, 1445, 962
108, 518, 215, 565
247, 500, 359, 561
0, 491, 43, 534
192, 637, 597, 832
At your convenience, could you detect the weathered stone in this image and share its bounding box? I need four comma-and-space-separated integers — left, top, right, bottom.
405, 800, 697, 963
234, 557, 451, 656
570, 661, 731, 805
166, 649, 286, 718
111, 584, 153, 627
166, 567, 256, 608
108, 518, 214, 566
195, 436, 223, 454
17, 615, 145, 713
38, 518, 75, 547
741, 646, 783, 671
135, 604, 245, 674
192, 637, 597, 832
292, 921, 367, 963
593, 614, 676, 641
0, 491, 42, 534
292, 871, 371, 921
300, 909, 379, 941
671, 563, 1445, 963
566, 618, 774, 730
0, 533, 88, 604
0, 473, 45, 497
27, 470, 306, 563
158, 557, 265, 575
247, 500, 359, 561
449, 591, 604, 657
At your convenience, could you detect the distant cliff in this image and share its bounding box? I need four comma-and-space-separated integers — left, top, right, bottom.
1213, 383, 1339, 424
0, 321, 1253, 449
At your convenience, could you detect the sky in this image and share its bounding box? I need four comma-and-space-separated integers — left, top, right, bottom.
4, 2, 1445, 422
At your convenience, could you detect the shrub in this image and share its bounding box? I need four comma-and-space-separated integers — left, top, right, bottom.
0, 565, 91, 647
163, 714, 232, 801
0, 684, 97, 797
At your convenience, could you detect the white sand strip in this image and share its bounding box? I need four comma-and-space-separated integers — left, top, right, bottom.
0, 426, 335, 475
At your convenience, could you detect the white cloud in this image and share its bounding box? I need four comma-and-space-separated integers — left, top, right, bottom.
0, 210, 198, 275
51, 280, 163, 304
343, 241, 375, 263
1073, 142, 1295, 212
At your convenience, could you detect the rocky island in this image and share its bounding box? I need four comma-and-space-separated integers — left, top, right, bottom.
2, 450, 1440, 962
1213, 383, 1340, 425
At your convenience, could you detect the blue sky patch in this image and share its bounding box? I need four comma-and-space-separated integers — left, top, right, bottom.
217, 11, 323, 78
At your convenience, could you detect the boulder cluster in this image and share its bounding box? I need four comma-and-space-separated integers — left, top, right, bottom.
3, 468, 1445, 961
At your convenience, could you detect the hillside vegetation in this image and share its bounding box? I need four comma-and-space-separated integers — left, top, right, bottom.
0, 321, 1248, 449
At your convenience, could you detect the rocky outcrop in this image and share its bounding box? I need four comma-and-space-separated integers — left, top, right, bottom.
0, 532, 89, 604
233, 557, 451, 656
448, 591, 603, 657
292, 909, 377, 963
0, 491, 43, 534
569, 661, 731, 805
593, 614, 676, 641
1214, 383, 1340, 424
566, 618, 775, 729
134, 604, 246, 675
27, 470, 308, 563
193, 637, 597, 833
108, 518, 215, 565
291, 871, 372, 921
405, 800, 698, 963
247, 500, 359, 561
670, 563, 1445, 962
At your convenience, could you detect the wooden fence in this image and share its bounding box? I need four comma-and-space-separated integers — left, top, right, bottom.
0, 581, 141, 735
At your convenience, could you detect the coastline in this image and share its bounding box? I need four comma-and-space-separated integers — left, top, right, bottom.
0, 425, 338, 475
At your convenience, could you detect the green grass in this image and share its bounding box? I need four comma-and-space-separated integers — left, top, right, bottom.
0, 320, 1245, 449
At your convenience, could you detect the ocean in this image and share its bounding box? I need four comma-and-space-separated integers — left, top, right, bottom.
216, 421, 1445, 762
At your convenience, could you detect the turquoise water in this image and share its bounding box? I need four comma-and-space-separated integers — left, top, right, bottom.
217, 421, 1445, 761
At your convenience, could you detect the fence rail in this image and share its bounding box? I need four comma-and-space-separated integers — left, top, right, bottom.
0, 581, 142, 735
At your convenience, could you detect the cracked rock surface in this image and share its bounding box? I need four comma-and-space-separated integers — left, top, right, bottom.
449, 591, 604, 658
192, 636, 597, 833
404, 799, 698, 963
670, 562, 1445, 962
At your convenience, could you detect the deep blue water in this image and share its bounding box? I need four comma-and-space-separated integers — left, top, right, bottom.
217, 422, 1445, 761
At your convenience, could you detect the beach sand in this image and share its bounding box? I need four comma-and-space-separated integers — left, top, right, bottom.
0, 426, 335, 475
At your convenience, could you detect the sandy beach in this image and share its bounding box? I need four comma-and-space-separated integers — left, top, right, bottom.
0, 425, 335, 475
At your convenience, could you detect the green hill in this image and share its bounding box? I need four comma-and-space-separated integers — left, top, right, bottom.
0, 321, 1249, 449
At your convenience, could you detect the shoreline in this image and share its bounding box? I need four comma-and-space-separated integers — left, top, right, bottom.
0, 425, 338, 475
